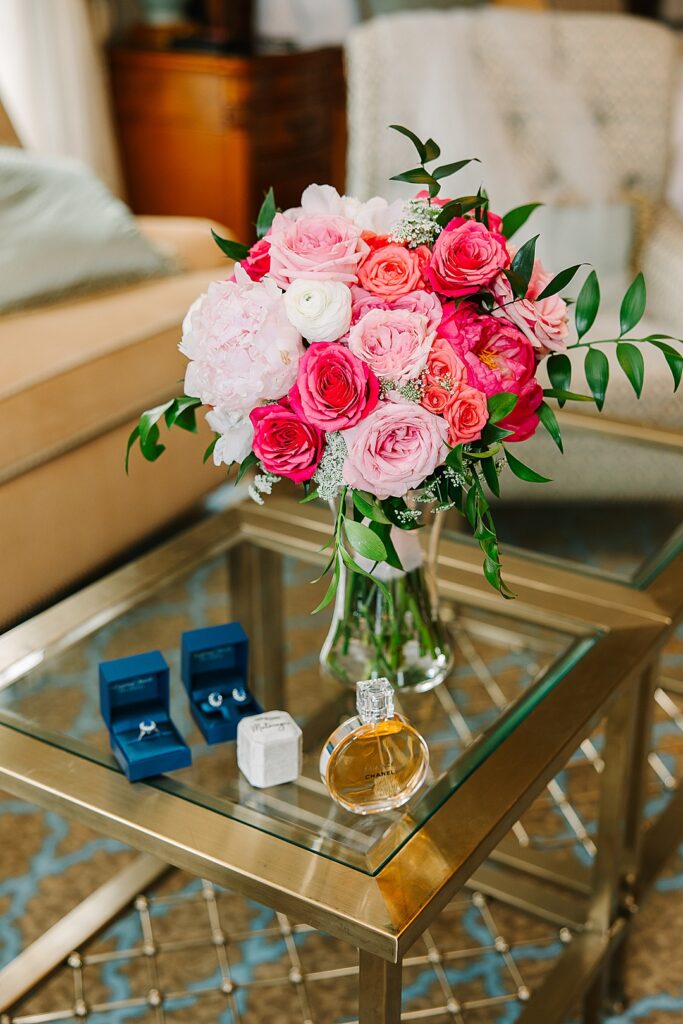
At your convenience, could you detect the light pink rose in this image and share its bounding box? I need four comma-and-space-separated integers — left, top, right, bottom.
444, 382, 489, 445
350, 287, 442, 333
357, 238, 430, 298
426, 217, 509, 298
267, 212, 368, 288
492, 262, 569, 353
348, 308, 435, 384
289, 342, 379, 431
180, 266, 303, 413
342, 400, 449, 499
498, 378, 543, 442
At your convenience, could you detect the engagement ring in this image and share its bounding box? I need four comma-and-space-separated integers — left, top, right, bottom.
207, 691, 224, 709
137, 719, 159, 741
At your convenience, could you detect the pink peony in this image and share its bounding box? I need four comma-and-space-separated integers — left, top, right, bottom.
426, 217, 509, 298
181, 266, 303, 413
492, 262, 569, 353
348, 308, 435, 384
438, 301, 484, 350
444, 382, 489, 446
267, 212, 367, 288
342, 400, 449, 499
250, 400, 324, 483
240, 236, 271, 282
289, 342, 379, 431
450, 317, 535, 397
357, 237, 430, 298
498, 379, 543, 442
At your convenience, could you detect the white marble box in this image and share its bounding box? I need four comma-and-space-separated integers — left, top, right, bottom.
236, 711, 302, 788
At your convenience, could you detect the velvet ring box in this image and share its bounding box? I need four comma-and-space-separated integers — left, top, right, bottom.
99, 651, 192, 782
181, 622, 262, 743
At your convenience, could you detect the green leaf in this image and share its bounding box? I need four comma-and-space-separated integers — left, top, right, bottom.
256, 186, 276, 240
435, 195, 486, 227
381, 497, 422, 531
139, 423, 165, 464
299, 487, 320, 504
543, 388, 594, 402
648, 339, 682, 391
125, 425, 140, 474
537, 401, 563, 452
503, 268, 529, 299
504, 448, 551, 483
616, 342, 644, 398
139, 401, 173, 444
369, 521, 403, 570
423, 137, 441, 161
445, 444, 465, 473
389, 124, 427, 163
584, 347, 609, 411
575, 269, 601, 340
465, 485, 478, 528
312, 556, 341, 615
510, 235, 539, 292
344, 519, 387, 562
547, 353, 572, 398
235, 451, 258, 484
487, 392, 518, 423
352, 490, 391, 524
481, 457, 500, 498
203, 435, 219, 464
339, 546, 393, 607
165, 396, 201, 432
390, 167, 438, 186
481, 423, 514, 444
619, 272, 646, 337
536, 264, 584, 301
211, 229, 249, 262
501, 203, 542, 240
432, 158, 479, 181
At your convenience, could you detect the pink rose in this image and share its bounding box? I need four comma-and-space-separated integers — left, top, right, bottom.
444, 382, 488, 446
348, 308, 435, 384
420, 337, 468, 413
492, 262, 568, 353
250, 400, 324, 483
498, 379, 543, 442
289, 342, 379, 431
421, 381, 452, 415
350, 287, 442, 333
342, 400, 449, 499
241, 236, 271, 282
357, 238, 428, 298
267, 212, 368, 288
426, 217, 509, 298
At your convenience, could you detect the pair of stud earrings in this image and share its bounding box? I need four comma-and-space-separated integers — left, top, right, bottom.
135, 686, 251, 743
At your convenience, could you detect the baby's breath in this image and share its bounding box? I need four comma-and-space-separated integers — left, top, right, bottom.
396, 508, 422, 524
248, 470, 280, 505
391, 199, 442, 248
314, 431, 347, 500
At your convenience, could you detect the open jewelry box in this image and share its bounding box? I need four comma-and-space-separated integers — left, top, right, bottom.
99, 651, 192, 781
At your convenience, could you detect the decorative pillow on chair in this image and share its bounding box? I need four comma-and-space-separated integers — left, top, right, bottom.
0, 147, 173, 311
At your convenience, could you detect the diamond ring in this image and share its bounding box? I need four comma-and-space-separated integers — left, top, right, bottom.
137, 719, 159, 741
207, 691, 224, 709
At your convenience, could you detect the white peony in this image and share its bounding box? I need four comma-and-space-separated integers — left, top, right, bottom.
283, 278, 352, 342
286, 184, 405, 236
205, 407, 253, 466
180, 264, 303, 414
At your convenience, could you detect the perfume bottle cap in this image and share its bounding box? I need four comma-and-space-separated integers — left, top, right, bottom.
356, 678, 395, 725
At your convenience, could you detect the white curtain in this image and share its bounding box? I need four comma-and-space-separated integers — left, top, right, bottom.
0, 0, 123, 195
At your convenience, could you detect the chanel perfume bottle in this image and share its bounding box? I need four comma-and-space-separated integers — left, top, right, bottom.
320, 678, 429, 815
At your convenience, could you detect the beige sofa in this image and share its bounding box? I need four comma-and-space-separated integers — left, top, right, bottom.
0, 193, 228, 625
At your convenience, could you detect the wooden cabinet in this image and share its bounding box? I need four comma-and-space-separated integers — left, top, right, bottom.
109, 46, 346, 242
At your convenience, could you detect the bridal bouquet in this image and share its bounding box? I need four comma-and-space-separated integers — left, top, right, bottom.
128, 125, 682, 616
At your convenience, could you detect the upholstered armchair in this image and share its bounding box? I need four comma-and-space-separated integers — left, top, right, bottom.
345, 10, 683, 499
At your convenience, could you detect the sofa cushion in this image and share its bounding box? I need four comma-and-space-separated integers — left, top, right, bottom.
0, 265, 228, 484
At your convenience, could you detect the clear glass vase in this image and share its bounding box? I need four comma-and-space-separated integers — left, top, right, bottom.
320, 496, 453, 693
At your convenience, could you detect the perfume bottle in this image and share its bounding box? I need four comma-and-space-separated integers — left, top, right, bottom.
320, 678, 429, 815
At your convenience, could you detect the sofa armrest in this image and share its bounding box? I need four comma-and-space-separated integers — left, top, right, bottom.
136, 215, 235, 274
640, 205, 683, 336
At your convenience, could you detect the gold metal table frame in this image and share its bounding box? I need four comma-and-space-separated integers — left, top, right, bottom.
0, 496, 680, 1024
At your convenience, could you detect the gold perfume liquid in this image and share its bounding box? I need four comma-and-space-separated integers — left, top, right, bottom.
320, 678, 429, 814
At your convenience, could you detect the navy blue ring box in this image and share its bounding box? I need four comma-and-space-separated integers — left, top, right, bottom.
181, 622, 262, 743
99, 651, 192, 782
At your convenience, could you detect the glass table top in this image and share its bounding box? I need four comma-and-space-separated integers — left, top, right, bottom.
0, 509, 601, 875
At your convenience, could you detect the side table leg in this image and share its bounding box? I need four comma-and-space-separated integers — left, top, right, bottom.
358, 950, 402, 1024
227, 543, 285, 710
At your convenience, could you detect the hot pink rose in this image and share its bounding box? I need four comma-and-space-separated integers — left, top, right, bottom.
350, 287, 442, 333
357, 239, 429, 298
342, 400, 449, 499
444, 382, 488, 446
267, 212, 368, 288
241, 236, 271, 282
289, 342, 379, 431
498, 379, 543, 442
250, 400, 324, 483
348, 308, 435, 384
492, 262, 568, 353
426, 217, 509, 298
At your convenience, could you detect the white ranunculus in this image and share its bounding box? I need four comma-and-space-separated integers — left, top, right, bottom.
205, 407, 254, 466
283, 278, 352, 342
